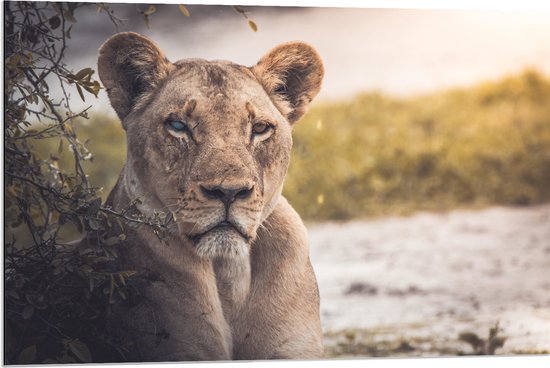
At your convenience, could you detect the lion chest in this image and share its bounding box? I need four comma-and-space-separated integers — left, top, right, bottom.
212, 256, 252, 321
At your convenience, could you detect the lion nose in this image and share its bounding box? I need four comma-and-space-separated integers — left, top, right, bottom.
200, 184, 254, 207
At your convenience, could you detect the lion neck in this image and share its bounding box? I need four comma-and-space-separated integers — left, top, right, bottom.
212, 256, 251, 320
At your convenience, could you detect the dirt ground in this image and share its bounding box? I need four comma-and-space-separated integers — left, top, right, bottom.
307, 204, 550, 357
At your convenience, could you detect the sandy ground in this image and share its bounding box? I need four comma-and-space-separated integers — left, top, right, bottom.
308, 204, 550, 357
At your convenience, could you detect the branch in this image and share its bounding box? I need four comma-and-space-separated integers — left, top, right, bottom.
100, 207, 165, 227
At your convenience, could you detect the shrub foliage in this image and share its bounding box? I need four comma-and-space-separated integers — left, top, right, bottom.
4, 2, 168, 363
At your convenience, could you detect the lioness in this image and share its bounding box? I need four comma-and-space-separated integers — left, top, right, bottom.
96, 32, 324, 361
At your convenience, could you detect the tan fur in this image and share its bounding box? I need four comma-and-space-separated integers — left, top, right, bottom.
96, 32, 324, 362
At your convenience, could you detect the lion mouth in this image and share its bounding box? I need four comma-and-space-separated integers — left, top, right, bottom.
190, 220, 250, 245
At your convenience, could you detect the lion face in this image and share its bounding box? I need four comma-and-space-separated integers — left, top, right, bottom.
125, 62, 294, 258
98, 33, 323, 259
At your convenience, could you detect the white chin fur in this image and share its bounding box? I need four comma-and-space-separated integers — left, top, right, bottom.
194, 227, 250, 259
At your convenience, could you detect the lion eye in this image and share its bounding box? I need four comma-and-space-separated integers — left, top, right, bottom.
166, 119, 191, 138
168, 120, 188, 132
252, 122, 272, 136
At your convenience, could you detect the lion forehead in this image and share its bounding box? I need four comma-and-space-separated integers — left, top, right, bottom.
169, 60, 261, 96
142, 60, 286, 128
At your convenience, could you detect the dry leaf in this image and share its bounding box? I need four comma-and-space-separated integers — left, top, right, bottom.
179, 5, 190, 17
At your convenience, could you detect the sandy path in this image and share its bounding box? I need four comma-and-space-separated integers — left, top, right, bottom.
308, 204, 550, 355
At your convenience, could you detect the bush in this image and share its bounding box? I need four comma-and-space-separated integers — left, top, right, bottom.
4, 3, 167, 363
285, 70, 550, 220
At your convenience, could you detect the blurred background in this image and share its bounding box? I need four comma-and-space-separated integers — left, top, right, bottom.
26, 1, 550, 358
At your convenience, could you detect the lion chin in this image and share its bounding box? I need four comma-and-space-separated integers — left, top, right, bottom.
192, 227, 251, 259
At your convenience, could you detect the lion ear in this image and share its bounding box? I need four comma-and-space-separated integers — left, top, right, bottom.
98, 32, 174, 122
252, 42, 324, 124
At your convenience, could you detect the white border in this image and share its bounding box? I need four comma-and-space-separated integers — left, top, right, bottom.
3, 1, 549, 368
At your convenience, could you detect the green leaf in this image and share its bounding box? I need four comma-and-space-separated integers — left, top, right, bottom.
117, 289, 127, 300
64, 12, 77, 23
68, 340, 92, 363
63, 5, 77, 23
80, 264, 93, 273
179, 4, 190, 17
75, 67, 93, 80
127, 221, 140, 229
233, 5, 246, 14
82, 81, 101, 97
18, 345, 37, 364
121, 270, 137, 278
76, 84, 85, 102
248, 20, 258, 32
104, 236, 120, 246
